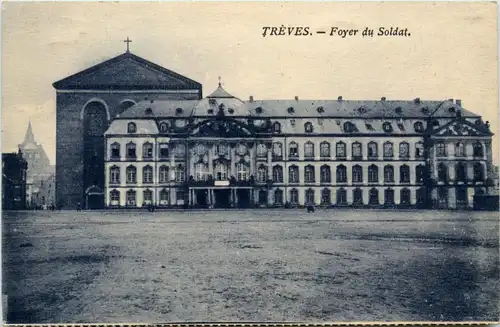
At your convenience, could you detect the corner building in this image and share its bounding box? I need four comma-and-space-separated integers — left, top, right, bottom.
104, 83, 495, 210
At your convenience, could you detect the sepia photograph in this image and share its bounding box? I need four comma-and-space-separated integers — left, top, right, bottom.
1, 1, 499, 324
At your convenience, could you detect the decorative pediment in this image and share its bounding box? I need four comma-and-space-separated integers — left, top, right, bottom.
433, 118, 493, 137
190, 118, 255, 138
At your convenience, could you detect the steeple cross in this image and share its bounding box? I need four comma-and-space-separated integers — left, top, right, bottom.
124, 37, 132, 52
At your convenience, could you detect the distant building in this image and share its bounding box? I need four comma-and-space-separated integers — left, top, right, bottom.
32, 173, 56, 208
2, 150, 28, 210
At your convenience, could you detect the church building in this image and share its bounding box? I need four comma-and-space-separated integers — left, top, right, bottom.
54, 45, 495, 210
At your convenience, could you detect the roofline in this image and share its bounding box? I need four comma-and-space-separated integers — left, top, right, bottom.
114, 115, 481, 120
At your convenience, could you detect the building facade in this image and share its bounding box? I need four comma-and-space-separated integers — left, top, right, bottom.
2, 150, 28, 210
103, 84, 495, 210
32, 173, 56, 208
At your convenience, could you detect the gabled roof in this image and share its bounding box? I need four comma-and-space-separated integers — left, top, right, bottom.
432, 117, 494, 137
53, 51, 202, 90
207, 84, 236, 98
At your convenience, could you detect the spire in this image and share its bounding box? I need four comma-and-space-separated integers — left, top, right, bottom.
24, 119, 35, 143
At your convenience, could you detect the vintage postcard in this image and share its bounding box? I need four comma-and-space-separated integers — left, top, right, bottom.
1, 1, 499, 325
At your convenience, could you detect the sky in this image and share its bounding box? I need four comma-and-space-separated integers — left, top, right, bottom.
1, 2, 498, 164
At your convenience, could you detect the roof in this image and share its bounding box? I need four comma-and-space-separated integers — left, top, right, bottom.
53, 51, 202, 90
207, 84, 236, 98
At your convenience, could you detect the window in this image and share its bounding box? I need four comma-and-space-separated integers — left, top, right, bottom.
272, 143, 283, 158
416, 165, 425, 183
438, 162, 448, 182
384, 189, 395, 205
400, 165, 410, 183
368, 142, 378, 158
305, 189, 315, 205
305, 165, 315, 183
127, 122, 137, 133
343, 122, 356, 133
143, 189, 153, 204
352, 165, 363, 183
143, 142, 153, 159
176, 189, 185, 201
365, 123, 375, 131
126, 142, 136, 159
215, 161, 228, 181
353, 188, 363, 205
320, 142, 330, 157
160, 189, 169, 203
215, 144, 228, 156
321, 188, 331, 205
110, 190, 120, 204
336, 188, 347, 205
399, 142, 410, 159
289, 165, 299, 183
159, 165, 169, 183
175, 164, 185, 182
473, 142, 484, 157
474, 162, 484, 181
383, 142, 393, 158
159, 143, 169, 158
257, 143, 267, 157
273, 122, 281, 133
290, 119, 296, 126
174, 144, 186, 158
455, 142, 465, 157
304, 122, 314, 133
110, 166, 120, 184
368, 165, 379, 183
274, 189, 284, 205
369, 188, 379, 205
336, 165, 347, 183
352, 142, 362, 159
290, 188, 299, 205
159, 122, 168, 133
273, 165, 283, 183
415, 142, 424, 158
382, 122, 393, 133
455, 162, 467, 182
336, 142, 346, 158
438, 188, 448, 206
436, 143, 446, 157
126, 190, 136, 206
126, 166, 137, 184
143, 165, 153, 184
195, 163, 209, 181
257, 164, 268, 183
320, 165, 331, 183
414, 121, 424, 133
384, 165, 394, 183
400, 188, 411, 205
289, 142, 299, 158
237, 163, 249, 181
110, 143, 120, 159
304, 142, 315, 158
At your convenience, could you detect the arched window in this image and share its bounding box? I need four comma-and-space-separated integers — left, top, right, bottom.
353, 188, 363, 205
414, 121, 424, 133
143, 165, 153, 184
369, 188, 379, 205
289, 165, 299, 183
400, 188, 411, 205
237, 163, 249, 181
195, 163, 209, 181
416, 164, 425, 183
215, 161, 228, 181
473, 142, 484, 157
438, 162, 448, 182
142, 142, 153, 159
305, 189, 315, 205
336, 188, 347, 205
159, 165, 169, 183
274, 189, 284, 205
110, 166, 120, 184
455, 162, 467, 182
304, 142, 315, 158
305, 165, 315, 183
368, 142, 378, 158
159, 122, 168, 133
159, 188, 169, 204
384, 188, 395, 205
110, 190, 120, 205
352, 165, 363, 183
368, 164, 379, 183
320, 165, 331, 183
336, 165, 347, 183
127, 122, 137, 133
352, 142, 362, 159
474, 162, 484, 181
321, 188, 331, 205
159, 143, 169, 158
175, 164, 185, 182
304, 122, 314, 133
289, 142, 299, 158
455, 142, 465, 157
343, 122, 355, 133
290, 188, 299, 205
272, 142, 283, 158
415, 142, 424, 158
320, 142, 330, 157
384, 165, 394, 183
273, 122, 281, 133
257, 164, 268, 182
126, 166, 137, 184
143, 189, 153, 204
383, 142, 393, 158
273, 165, 283, 183
110, 142, 120, 159
436, 142, 447, 157
126, 190, 136, 206
400, 165, 410, 183
257, 143, 267, 157
336, 142, 346, 158
399, 142, 410, 159
126, 142, 137, 159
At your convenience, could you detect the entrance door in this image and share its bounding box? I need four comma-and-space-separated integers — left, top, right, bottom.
237, 189, 251, 208
195, 189, 208, 207
87, 194, 104, 209
214, 189, 231, 208
258, 190, 267, 206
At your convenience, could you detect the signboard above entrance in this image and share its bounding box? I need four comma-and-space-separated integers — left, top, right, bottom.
214, 181, 230, 187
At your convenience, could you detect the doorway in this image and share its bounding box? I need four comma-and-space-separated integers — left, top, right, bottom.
258, 190, 267, 206
87, 194, 104, 209
237, 189, 251, 208
195, 189, 208, 207
214, 189, 231, 208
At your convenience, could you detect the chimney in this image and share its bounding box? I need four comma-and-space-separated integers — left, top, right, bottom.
448, 98, 453, 102
294, 96, 299, 101
456, 99, 462, 107
338, 96, 343, 102
249, 96, 254, 102
381, 97, 386, 101
414, 98, 421, 104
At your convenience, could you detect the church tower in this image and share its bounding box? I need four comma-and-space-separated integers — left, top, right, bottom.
53, 43, 202, 209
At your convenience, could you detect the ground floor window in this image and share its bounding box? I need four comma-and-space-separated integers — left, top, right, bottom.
369, 188, 379, 205
143, 189, 153, 204
353, 188, 363, 206
438, 188, 448, 206
321, 188, 331, 205
400, 188, 411, 205
290, 189, 299, 205
160, 189, 169, 204
274, 189, 283, 205
456, 187, 468, 206
384, 189, 394, 205
416, 187, 426, 206
258, 190, 267, 205
110, 190, 120, 205
305, 189, 315, 205
126, 190, 136, 206
336, 188, 347, 205
176, 189, 185, 202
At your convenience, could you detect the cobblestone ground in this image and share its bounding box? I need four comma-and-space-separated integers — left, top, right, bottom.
2, 209, 499, 323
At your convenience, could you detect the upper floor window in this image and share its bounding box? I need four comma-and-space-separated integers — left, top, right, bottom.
159, 122, 168, 133
455, 142, 466, 157
289, 165, 299, 183
400, 165, 410, 183
416, 165, 425, 183
273, 122, 281, 133
368, 164, 378, 183
272, 165, 283, 183
289, 142, 299, 157
215, 144, 228, 156
159, 165, 169, 183
159, 143, 169, 158
474, 162, 484, 181
126, 166, 137, 184
237, 163, 249, 181
438, 162, 448, 182
320, 165, 331, 183
384, 165, 394, 183
272, 142, 283, 158
336, 165, 347, 183
455, 162, 467, 182
195, 163, 209, 181
436, 142, 446, 157
126, 142, 136, 159
143, 165, 153, 184
257, 164, 268, 183
343, 122, 356, 133
352, 165, 363, 183
127, 122, 137, 133
143, 142, 153, 159
110, 166, 120, 184
320, 142, 330, 157
473, 142, 484, 157
382, 122, 393, 133
174, 144, 186, 158
110, 143, 120, 159
304, 165, 315, 183
414, 121, 424, 133
399, 142, 410, 159
175, 164, 185, 182
352, 142, 362, 159
304, 142, 315, 158
257, 143, 268, 157
383, 142, 393, 158
368, 142, 378, 158
415, 142, 424, 158
304, 122, 314, 133
336, 142, 346, 158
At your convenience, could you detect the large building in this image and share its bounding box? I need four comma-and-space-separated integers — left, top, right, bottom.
54, 48, 495, 210
2, 150, 28, 210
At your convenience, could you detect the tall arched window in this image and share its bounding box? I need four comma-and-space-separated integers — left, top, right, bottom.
110, 143, 120, 159
336, 142, 346, 158
110, 166, 120, 184
289, 165, 299, 183
353, 188, 363, 205
305, 189, 315, 204
215, 161, 228, 181
142, 142, 153, 159
436, 142, 447, 157
143, 189, 153, 204
159, 122, 168, 133
257, 143, 267, 157
415, 142, 424, 158
304, 122, 314, 133
352, 142, 362, 159
83, 101, 108, 192
438, 162, 448, 182
273, 122, 281, 133
384, 188, 395, 205
352, 165, 363, 183
274, 189, 284, 204
455, 162, 467, 182
399, 142, 410, 159
321, 188, 331, 205
273, 165, 283, 183
159, 189, 169, 204
400, 165, 410, 183
368, 142, 378, 158
143, 165, 153, 184
474, 162, 484, 181
110, 190, 120, 205
400, 188, 411, 205
384, 165, 394, 183
473, 142, 484, 157
126, 189, 136, 206
289, 142, 299, 158
383, 142, 393, 158
126, 142, 137, 159
175, 164, 185, 182
272, 142, 283, 158
290, 188, 299, 204
126, 166, 137, 184
127, 122, 137, 133
336, 188, 347, 205
237, 163, 249, 181
336, 165, 347, 183
195, 163, 209, 181
304, 142, 315, 158
159, 165, 169, 183
368, 165, 379, 183
257, 164, 268, 182
369, 188, 379, 205
320, 165, 331, 183
416, 164, 425, 183
320, 142, 330, 157
455, 142, 465, 157
305, 165, 315, 183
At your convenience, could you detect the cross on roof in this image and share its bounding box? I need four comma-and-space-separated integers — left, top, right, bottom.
124, 37, 132, 52
218, 76, 222, 87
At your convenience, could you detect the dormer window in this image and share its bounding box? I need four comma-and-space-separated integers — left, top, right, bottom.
357, 106, 367, 114
290, 119, 296, 126
304, 122, 314, 133
208, 109, 214, 115
421, 107, 429, 114
343, 122, 356, 133
145, 108, 153, 115
255, 107, 263, 114
448, 107, 456, 113
228, 108, 235, 114
414, 121, 424, 133
175, 108, 183, 115
317, 106, 325, 113
127, 122, 137, 133
159, 122, 168, 133
209, 99, 217, 105
287, 107, 295, 114
382, 122, 393, 133
273, 122, 281, 133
